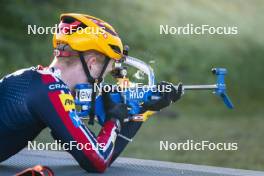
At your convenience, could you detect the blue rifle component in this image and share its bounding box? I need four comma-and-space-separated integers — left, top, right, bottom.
75, 84, 155, 126
74, 84, 107, 125
74, 68, 234, 126
212, 68, 234, 109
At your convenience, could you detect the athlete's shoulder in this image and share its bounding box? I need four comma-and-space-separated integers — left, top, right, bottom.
1, 67, 35, 81
35, 65, 61, 84
34, 65, 70, 92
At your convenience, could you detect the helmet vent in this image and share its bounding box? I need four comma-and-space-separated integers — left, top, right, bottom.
104, 27, 117, 36
60, 16, 87, 34
85, 16, 117, 36
62, 16, 76, 23
109, 44, 121, 54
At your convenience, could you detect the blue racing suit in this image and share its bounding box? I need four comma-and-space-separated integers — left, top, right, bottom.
0, 66, 123, 173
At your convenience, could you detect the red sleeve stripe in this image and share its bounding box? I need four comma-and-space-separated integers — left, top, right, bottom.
66, 92, 116, 160
48, 91, 113, 172
97, 122, 117, 152
78, 124, 113, 159
42, 74, 57, 84
80, 121, 116, 158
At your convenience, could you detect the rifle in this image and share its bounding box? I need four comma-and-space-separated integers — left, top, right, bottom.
74, 56, 234, 126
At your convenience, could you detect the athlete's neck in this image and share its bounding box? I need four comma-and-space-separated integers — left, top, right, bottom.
49, 58, 88, 91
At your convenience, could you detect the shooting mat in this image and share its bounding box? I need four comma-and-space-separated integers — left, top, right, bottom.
1, 149, 263, 176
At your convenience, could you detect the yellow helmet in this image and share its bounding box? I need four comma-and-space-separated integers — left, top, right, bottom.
53, 13, 123, 60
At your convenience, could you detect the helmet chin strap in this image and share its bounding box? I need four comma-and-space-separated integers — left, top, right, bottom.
79, 52, 110, 125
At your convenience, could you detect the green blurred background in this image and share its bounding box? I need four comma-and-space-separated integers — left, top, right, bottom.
1, 0, 263, 171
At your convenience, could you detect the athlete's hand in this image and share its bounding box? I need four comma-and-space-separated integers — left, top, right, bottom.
102, 92, 128, 132
142, 81, 183, 112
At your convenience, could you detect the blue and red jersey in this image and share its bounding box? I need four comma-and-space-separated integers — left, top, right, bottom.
0, 66, 119, 172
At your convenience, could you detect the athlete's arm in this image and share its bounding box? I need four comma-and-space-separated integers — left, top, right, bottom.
30, 73, 118, 173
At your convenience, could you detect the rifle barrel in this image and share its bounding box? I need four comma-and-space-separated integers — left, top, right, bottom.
174, 84, 218, 90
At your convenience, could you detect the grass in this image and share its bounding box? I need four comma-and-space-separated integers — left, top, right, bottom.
122, 113, 264, 171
